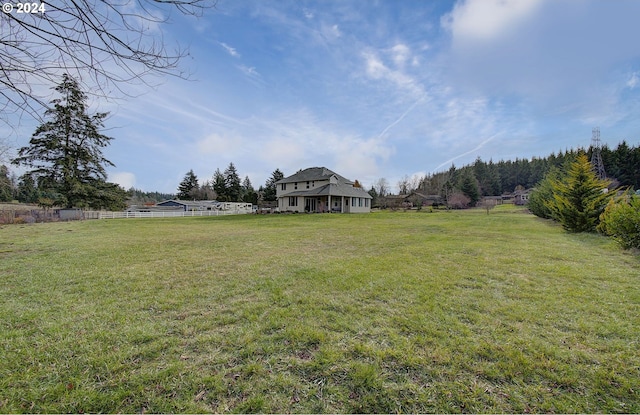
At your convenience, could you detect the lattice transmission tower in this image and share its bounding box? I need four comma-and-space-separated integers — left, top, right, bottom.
590, 127, 606, 179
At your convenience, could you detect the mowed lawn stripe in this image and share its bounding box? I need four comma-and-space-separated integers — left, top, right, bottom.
1, 206, 638, 413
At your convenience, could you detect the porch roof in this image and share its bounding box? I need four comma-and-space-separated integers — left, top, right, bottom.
283, 183, 372, 199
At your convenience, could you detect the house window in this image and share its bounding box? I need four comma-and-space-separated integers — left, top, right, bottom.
281, 183, 286, 191
359, 198, 363, 207
289, 196, 298, 207
352, 198, 356, 207
365, 199, 369, 207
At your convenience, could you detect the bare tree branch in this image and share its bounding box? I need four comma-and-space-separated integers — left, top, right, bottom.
0, 0, 215, 128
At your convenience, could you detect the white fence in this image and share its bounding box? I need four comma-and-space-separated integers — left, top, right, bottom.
91, 209, 246, 220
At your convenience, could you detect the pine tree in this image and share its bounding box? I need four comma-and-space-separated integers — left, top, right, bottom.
528, 167, 560, 220
17, 174, 40, 203
12, 74, 124, 209
263, 168, 284, 202
546, 153, 612, 232
224, 162, 241, 202
0, 165, 13, 202
177, 170, 199, 200
212, 168, 227, 201
486, 160, 502, 196
458, 169, 480, 207
241, 176, 257, 204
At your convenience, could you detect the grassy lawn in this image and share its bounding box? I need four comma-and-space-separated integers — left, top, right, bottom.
1, 206, 638, 413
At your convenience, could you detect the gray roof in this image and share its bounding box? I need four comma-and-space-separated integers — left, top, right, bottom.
276, 167, 352, 185
284, 183, 372, 199
157, 199, 218, 207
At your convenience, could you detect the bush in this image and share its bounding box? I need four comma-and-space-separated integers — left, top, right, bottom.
598, 193, 640, 249
546, 154, 612, 232
528, 167, 560, 219
447, 192, 471, 209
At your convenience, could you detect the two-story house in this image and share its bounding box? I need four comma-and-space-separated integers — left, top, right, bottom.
275, 167, 372, 213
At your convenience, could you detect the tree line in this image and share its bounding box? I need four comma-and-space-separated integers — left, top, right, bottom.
368, 143, 640, 208
174, 167, 285, 205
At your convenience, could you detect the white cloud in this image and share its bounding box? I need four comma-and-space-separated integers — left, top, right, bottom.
219, 42, 240, 58
390, 44, 411, 68
262, 138, 306, 169
196, 132, 246, 157
364, 52, 386, 79
238, 65, 260, 79
109, 172, 136, 189
362, 49, 423, 97
440, 0, 640, 120
627, 72, 640, 89
320, 23, 342, 42
333, 135, 395, 182
442, 0, 542, 41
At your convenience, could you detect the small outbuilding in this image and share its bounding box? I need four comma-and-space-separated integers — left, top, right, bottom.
156, 200, 219, 211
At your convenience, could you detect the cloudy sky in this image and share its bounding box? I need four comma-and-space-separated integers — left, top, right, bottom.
9, 0, 640, 193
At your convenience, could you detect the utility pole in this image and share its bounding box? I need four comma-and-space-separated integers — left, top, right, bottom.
590, 127, 606, 180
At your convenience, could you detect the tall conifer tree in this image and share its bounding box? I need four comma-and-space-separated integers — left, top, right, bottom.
177, 170, 199, 200
13, 74, 124, 209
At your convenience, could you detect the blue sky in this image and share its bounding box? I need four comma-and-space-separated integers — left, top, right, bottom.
9, 0, 640, 193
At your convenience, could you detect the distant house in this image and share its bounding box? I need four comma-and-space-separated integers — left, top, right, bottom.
380, 192, 443, 209
404, 191, 444, 208
481, 196, 503, 206
275, 167, 372, 213
514, 189, 532, 205
380, 194, 407, 209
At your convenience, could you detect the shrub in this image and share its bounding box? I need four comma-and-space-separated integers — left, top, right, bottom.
12, 217, 25, 225
528, 167, 560, 219
598, 193, 640, 249
546, 154, 612, 232
448, 192, 471, 209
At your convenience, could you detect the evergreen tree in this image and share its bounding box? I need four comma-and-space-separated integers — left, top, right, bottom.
241, 176, 258, 204
458, 168, 480, 207
528, 167, 560, 219
212, 168, 227, 201
12, 74, 124, 209
485, 160, 502, 196
86, 181, 128, 210
368, 186, 378, 206
177, 169, 199, 200
199, 181, 216, 200
472, 157, 488, 196
224, 162, 242, 202
0, 165, 13, 202
17, 174, 40, 203
127, 188, 175, 204
263, 168, 284, 202
546, 153, 612, 232
529, 157, 548, 188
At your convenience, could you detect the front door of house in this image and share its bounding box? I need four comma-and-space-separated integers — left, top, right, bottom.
305, 198, 316, 212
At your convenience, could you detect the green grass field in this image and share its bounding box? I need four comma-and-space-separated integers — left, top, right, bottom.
1, 206, 638, 413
